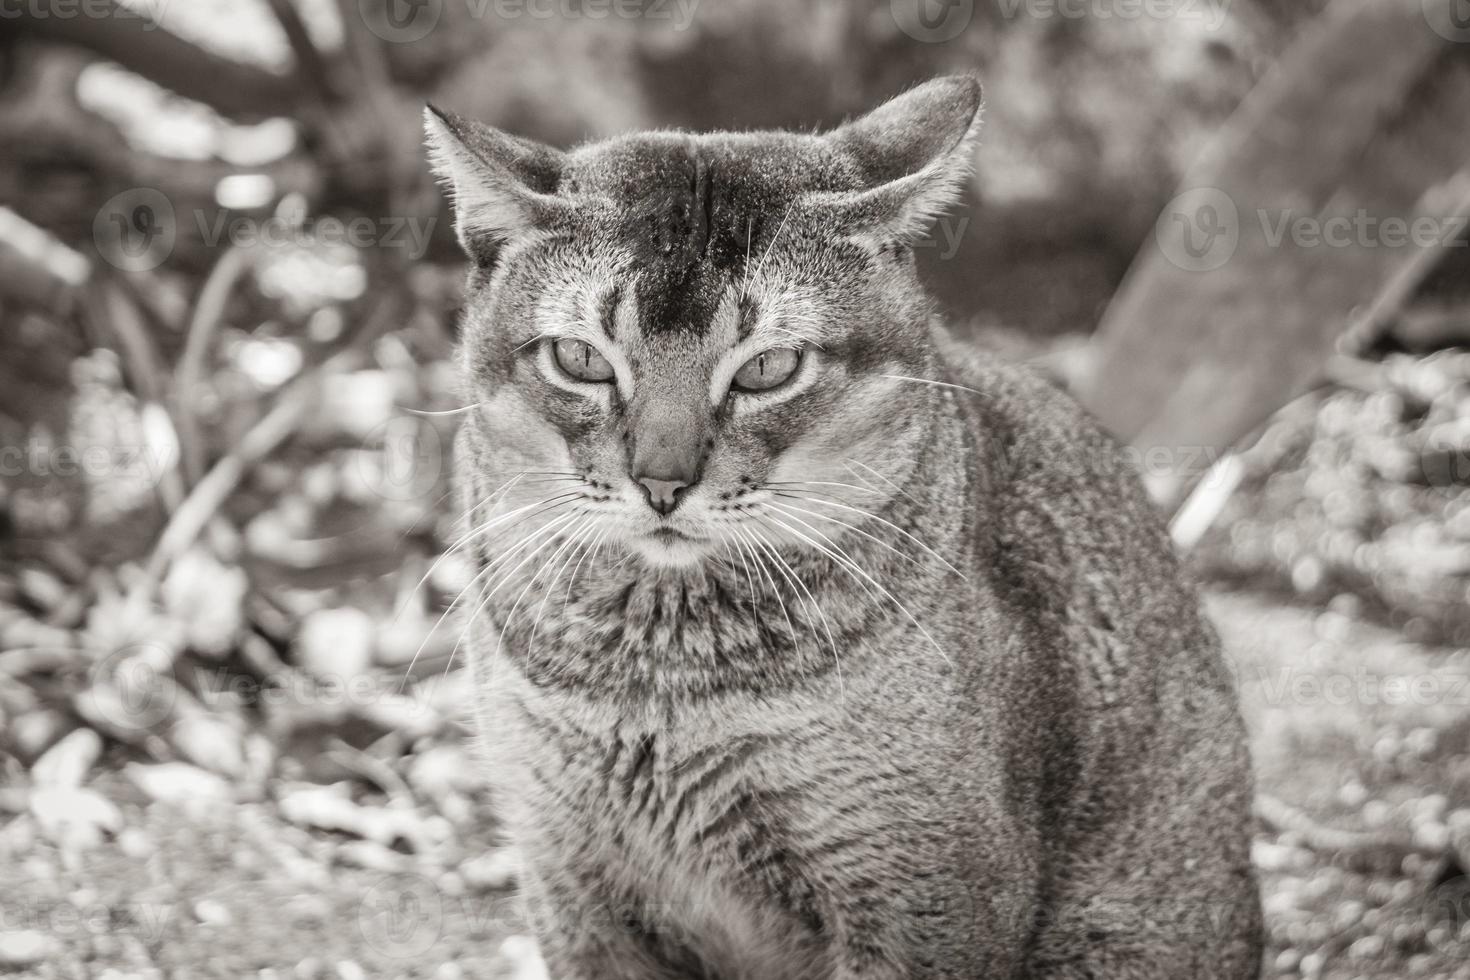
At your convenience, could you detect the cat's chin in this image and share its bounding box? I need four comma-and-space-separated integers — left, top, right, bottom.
627, 529, 713, 569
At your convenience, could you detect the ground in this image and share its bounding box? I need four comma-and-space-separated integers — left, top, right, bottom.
3, 589, 1470, 979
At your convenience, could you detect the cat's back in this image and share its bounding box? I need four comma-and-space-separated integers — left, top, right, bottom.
940, 338, 1197, 635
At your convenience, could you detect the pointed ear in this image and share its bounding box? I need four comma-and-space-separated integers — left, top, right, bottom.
423, 105, 571, 266
818, 75, 983, 245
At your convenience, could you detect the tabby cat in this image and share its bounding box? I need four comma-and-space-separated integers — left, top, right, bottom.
426, 75, 1262, 979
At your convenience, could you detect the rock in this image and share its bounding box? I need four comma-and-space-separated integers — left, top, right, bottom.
117, 827, 155, 860
10, 709, 77, 763
0, 930, 54, 968
372, 608, 438, 667
407, 745, 480, 799
1349, 934, 1386, 959
163, 549, 248, 658
126, 762, 232, 807
279, 783, 426, 850
169, 713, 246, 779
335, 840, 407, 873
193, 899, 233, 927
334, 961, 366, 980
314, 370, 397, 442
498, 936, 549, 980
30, 727, 101, 788
29, 785, 123, 851
460, 848, 521, 892
351, 693, 441, 741
296, 607, 375, 681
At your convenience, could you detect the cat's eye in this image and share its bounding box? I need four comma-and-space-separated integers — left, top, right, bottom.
732, 348, 802, 393
552, 339, 615, 383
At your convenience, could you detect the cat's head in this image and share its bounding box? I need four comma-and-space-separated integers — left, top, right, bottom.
428, 76, 981, 568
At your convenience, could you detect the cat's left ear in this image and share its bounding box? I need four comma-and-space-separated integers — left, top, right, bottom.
423, 105, 572, 266
818, 75, 983, 245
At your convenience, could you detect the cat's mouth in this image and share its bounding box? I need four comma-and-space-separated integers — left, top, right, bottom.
648, 527, 698, 543
632, 525, 712, 567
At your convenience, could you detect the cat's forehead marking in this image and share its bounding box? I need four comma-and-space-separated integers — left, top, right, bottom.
566, 134, 851, 340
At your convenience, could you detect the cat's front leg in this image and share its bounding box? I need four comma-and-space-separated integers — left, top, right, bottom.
519, 868, 698, 980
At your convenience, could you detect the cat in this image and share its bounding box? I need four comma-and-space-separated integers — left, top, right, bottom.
426, 75, 1263, 980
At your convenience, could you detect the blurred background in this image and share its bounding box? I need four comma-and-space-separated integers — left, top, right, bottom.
2, 0, 1470, 977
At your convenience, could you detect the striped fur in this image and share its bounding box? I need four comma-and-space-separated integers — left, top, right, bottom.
432, 77, 1262, 979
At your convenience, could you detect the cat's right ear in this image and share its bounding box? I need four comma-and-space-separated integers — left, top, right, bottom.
423, 105, 571, 266
817, 75, 983, 247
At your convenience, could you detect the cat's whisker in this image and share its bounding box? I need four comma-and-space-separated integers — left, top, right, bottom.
766, 499, 925, 571
395, 481, 579, 621
527, 517, 597, 656
761, 508, 952, 668
761, 479, 885, 496
719, 534, 761, 615
879, 374, 982, 396
404, 404, 484, 417
563, 524, 610, 614
750, 518, 843, 692
767, 489, 966, 579
401, 505, 577, 686
742, 204, 793, 299
735, 526, 797, 648
445, 511, 583, 678
843, 458, 917, 504
732, 537, 761, 610
482, 515, 589, 677
392, 473, 534, 624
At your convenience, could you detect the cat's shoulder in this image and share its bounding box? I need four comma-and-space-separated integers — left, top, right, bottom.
936, 332, 1125, 475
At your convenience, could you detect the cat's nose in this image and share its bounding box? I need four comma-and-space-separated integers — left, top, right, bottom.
637, 475, 691, 516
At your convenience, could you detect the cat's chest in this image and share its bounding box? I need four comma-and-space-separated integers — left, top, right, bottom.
490, 697, 831, 977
